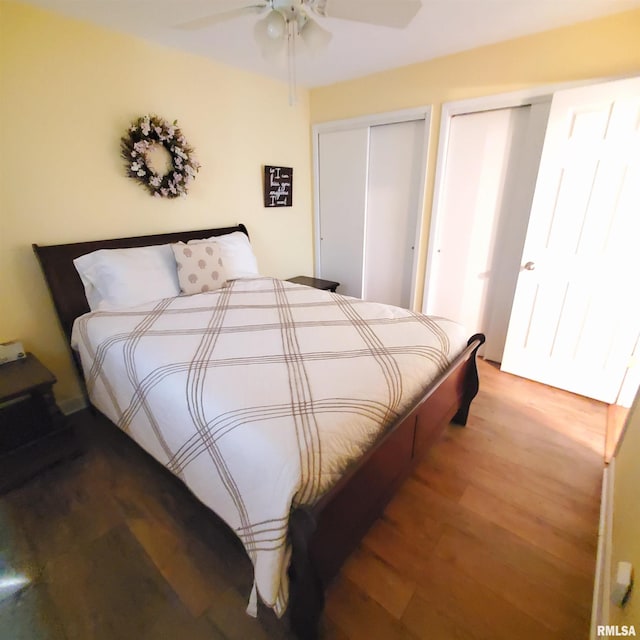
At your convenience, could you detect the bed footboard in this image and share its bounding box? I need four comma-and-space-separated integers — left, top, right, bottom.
288, 333, 485, 639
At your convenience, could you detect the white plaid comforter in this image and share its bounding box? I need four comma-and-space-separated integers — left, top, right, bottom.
71, 277, 467, 615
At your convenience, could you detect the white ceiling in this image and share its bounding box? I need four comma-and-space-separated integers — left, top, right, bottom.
19, 0, 640, 87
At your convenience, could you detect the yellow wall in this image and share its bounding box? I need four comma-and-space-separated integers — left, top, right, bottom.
0, 2, 313, 410
310, 9, 640, 309
610, 392, 640, 629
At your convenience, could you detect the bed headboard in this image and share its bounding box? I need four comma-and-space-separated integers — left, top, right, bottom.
33, 223, 248, 345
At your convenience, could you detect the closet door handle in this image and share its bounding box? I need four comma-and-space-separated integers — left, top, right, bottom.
523, 261, 536, 271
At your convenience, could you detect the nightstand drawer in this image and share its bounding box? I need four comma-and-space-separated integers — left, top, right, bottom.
0, 393, 55, 452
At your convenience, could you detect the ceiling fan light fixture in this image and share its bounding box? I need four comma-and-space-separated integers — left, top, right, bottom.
265, 9, 286, 39
299, 16, 332, 54
254, 10, 286, 58
175, 0, 424, 106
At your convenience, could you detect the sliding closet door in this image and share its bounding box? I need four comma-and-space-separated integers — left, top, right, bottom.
315, 109, 429, 306
317, 127, 369, 297
424, 103, 548, 360
363, 120, 424, 308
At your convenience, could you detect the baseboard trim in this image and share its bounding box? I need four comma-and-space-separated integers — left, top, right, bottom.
590, 460, 615, 638
59, 396, 87, 416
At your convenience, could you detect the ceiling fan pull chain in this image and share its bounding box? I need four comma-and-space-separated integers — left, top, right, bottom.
287, 18, 297, 106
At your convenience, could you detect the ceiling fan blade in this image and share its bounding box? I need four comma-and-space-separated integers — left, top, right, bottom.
320, 0, 421, 29
176, 2, 268, 30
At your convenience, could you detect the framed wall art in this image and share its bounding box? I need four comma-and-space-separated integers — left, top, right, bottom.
263, 165, 293, 207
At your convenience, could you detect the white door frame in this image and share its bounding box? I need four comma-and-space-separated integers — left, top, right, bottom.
422, 77, 615, 315
313, 106, 431, 311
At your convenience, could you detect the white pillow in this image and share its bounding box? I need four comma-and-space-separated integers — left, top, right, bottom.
73, 244, 180, 311
171, 242, 226, 295
189, 231, 259, 280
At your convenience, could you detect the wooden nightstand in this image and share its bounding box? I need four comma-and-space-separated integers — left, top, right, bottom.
0, 353, 76, 492
287, 276, 340, 292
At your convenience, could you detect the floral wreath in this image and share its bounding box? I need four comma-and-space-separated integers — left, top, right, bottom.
121, 114, 201, 198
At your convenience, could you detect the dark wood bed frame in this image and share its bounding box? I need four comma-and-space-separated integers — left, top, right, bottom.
33, 223, 485, 640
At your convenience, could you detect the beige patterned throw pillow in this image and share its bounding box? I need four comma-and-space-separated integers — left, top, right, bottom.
171, 242, 226, 294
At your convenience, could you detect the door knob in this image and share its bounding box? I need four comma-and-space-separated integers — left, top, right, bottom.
523, 261, 536, 271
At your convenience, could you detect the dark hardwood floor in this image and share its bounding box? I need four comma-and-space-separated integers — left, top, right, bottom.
0, 360, 605, 639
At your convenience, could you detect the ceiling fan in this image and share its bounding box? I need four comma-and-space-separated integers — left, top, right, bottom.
178, 0, 422, 102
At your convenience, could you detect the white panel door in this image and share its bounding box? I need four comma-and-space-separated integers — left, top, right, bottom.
363, 120, 424, 308
501, 77, 640, 402
317, 128, 369, 297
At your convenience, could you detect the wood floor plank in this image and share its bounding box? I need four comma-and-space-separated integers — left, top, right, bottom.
434, 526, 588, 634
459, 483, 597, 576
340, 547, 415, 619
4, 454, 122, 566
472, 362, 605, 454
470, 398, 605, 460
411, 458, 469, 502
387, 460, 596, 607
380, 477, 597, 612
43, 525, 224, 640
126, 513, 227, 618
360, 517, 440, 585
114, 473, 253, 596
411, 555, 562, 640
434, 510, 594, 610
324, 577, 418, 640
422, 442, 600, 534
401, 592, 478, 640
441, 421, 602, 500
605, 404, 629, 462
0, 583, 67, 640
